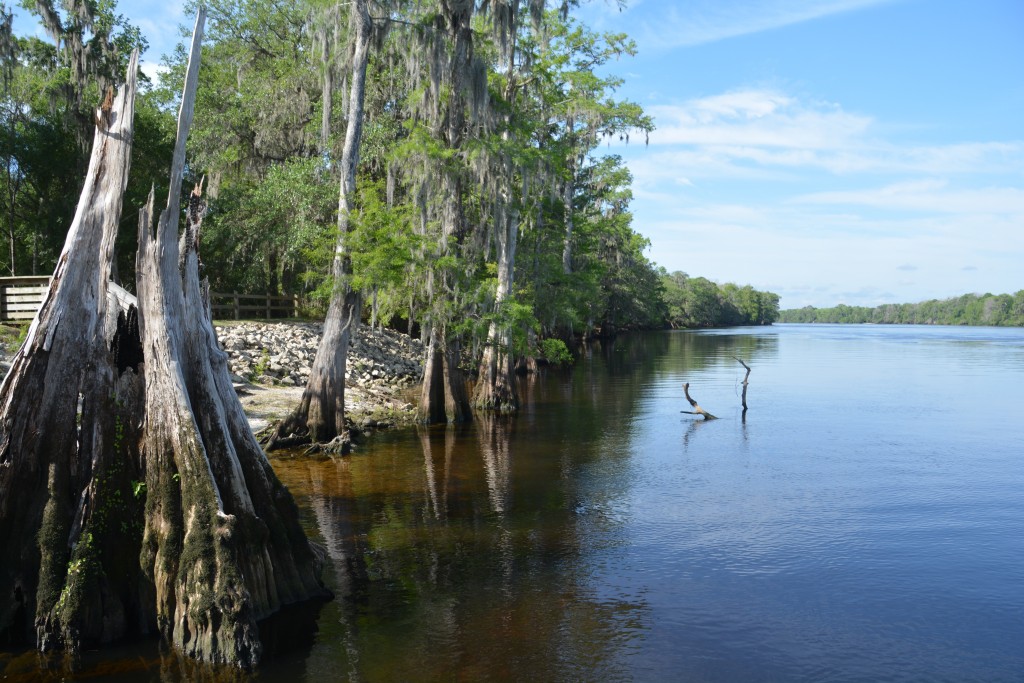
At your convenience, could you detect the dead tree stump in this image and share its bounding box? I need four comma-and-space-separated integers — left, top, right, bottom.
0, 50, 143, 652
134, 11, 328, 668
0, 11, 328, 669
734, 357, 751, 419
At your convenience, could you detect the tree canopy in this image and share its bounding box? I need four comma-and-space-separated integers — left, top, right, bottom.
779, 291, 1024, 326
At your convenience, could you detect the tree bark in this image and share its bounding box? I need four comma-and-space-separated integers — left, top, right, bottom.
134, 12, 329, 668
2, 15, 326, 668
269, 0, 372, 452
0, 50, 141, 652
419, 323, 471, 424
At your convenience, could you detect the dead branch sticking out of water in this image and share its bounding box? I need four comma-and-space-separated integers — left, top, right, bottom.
734, 357, 751, 418
682, 382, 717, 420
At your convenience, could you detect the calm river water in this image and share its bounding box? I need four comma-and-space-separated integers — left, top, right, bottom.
4, 325, 1023, 682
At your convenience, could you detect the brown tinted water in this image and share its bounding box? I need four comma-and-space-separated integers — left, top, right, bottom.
4, 326, 1024, 681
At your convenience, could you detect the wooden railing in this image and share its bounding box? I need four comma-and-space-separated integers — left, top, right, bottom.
0, 276, 51, 321
209, 292, 298, 320
1, 277, 298, 322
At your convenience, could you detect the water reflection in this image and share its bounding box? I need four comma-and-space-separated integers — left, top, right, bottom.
263, 405, 651, 682
6, 327, 1022, 681
476, 414, 511, 515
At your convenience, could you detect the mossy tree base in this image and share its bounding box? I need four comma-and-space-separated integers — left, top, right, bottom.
0, 51, 143, 652
0, 13, 328, 670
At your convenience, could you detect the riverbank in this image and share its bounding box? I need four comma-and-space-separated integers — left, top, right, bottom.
215, 321, 423, 436
0, 320, 424, 438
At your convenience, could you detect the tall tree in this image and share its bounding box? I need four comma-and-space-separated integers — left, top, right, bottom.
399, 0, 489, 424
472, 0, 546, 413
270, 0, 375, 450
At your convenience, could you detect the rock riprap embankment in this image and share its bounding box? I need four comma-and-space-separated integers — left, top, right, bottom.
215, 321, 422, 388
214, 321, 424, 432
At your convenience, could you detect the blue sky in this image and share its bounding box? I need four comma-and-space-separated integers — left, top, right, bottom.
10, 0, 1023, 308
579, 0, 1024, 307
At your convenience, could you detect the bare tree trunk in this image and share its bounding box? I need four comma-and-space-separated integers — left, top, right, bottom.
0, 50, 140, 652
473, 204, 519, 412
735, 357, 751, 420
269, 0, 372, 452
135, 13, 328, 668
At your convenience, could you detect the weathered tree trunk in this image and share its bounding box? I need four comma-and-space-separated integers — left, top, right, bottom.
3, 17, 325, 668
134, 12, 328, 668
269, 0, 372, 452
473, 203, 519, 412
0, 50, 141, 652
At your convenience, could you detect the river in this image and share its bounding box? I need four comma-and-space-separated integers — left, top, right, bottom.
5, 325, 1023, 681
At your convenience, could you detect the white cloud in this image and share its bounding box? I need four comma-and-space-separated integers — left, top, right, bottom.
648, 92, 873, 150
622, 89, 1024, 181
139, 60, 169, 86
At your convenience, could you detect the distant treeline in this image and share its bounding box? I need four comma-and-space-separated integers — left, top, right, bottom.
779, 291, 1024, 326
660, 270, 780, 328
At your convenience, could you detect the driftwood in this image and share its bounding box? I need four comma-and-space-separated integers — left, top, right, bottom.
682, 382, 718, 420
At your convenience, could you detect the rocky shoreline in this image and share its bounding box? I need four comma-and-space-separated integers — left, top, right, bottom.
215, 321, 424, 435
0, 320, 425, 438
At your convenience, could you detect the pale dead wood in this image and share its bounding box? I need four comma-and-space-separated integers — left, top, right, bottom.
0, 49, 141, 653
135, 10, 328, 668
682, 382, 717, 420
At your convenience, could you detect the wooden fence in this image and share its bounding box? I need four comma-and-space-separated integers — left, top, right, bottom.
0, 276, 51, 321
1, 276, 298, 322
209, 292, 298, 320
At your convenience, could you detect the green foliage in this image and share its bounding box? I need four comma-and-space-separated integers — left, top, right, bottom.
660, 270, 781, 328
779, 290, 1024, 326
2, 2, 171, 280
539, 338, 573, 365
201, 157, 336, 299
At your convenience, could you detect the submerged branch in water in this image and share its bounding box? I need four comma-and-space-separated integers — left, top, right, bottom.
682, 382, 717, 420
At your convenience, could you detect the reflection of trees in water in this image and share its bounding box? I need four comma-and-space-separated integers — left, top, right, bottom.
476, 414, 512, 515
665, 330, 780, 375
264, 420, 647, 681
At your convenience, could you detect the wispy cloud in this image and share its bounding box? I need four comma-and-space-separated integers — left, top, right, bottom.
622, 89, 1024, 183
630, 0, 899, 49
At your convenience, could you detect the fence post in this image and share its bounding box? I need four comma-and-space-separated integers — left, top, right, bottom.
233, 293, 240, 320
